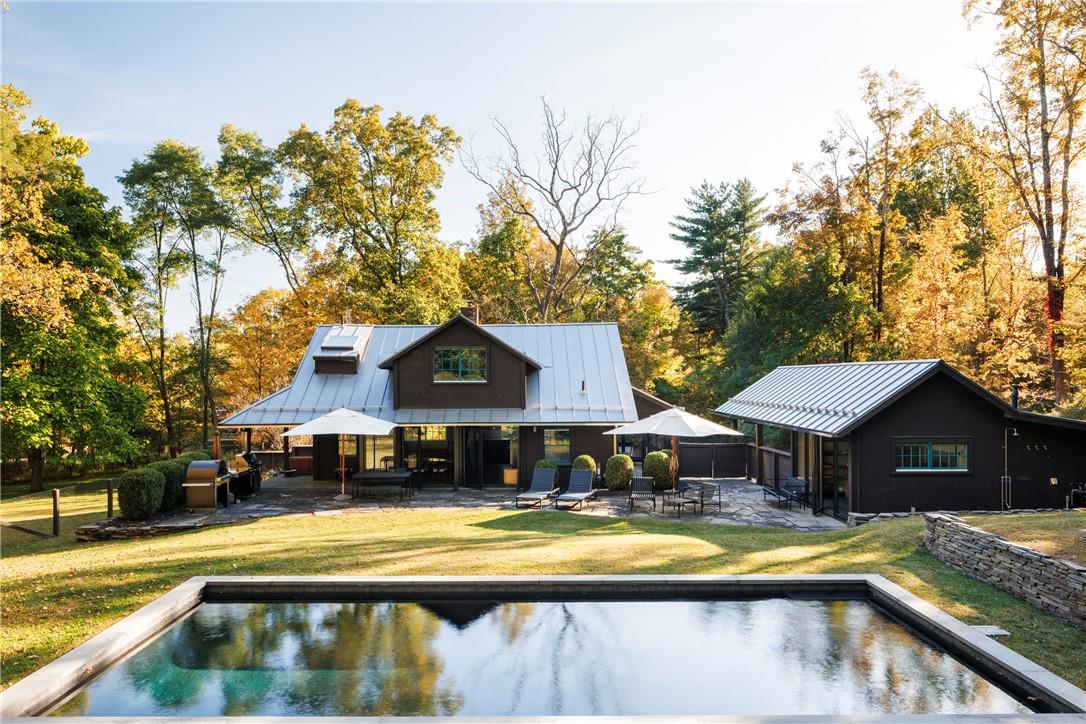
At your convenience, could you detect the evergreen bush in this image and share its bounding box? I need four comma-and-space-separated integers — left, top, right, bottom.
146, 460, 186, 509
643, 450, 673, 490
572, 454, 596, 473
117, 468, 165, 520
604, 454, 634, 490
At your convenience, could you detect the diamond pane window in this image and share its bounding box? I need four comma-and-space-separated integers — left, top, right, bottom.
432, 347, 487, 382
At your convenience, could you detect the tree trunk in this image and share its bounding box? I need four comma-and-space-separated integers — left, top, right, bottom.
1045, 278, 1066, 402
28, 448, 44, 493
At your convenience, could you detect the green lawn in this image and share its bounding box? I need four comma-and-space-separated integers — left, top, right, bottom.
961, 511, 1086, 565
3, 487, 1086, 693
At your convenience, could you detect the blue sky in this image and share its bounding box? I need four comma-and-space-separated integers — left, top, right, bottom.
4, 1, 998, 332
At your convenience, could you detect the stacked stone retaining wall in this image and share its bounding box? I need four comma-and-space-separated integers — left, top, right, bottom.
923, 513, 1086, 627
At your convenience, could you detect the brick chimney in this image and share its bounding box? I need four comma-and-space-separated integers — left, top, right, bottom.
460, 305, 479, 323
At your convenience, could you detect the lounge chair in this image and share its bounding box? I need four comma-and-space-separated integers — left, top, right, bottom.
629, 476, 656, 510
554, 468, 596, 510
515, 468, 559, 508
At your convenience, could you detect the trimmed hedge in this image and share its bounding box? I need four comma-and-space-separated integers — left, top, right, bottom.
117, 468, 166, 520
605, 454, 634, 491
534, 459, 558, 470
146, 460, 187, 509
643, 450, 672, 490
572, 455, 596, 473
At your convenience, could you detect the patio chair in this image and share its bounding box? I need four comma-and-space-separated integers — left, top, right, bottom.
515, 467, 559, 508
629, 476, 656, 510
662, 480, 703, 516
554, 468, 596, 510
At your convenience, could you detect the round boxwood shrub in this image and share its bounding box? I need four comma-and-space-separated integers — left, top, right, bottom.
146, 460, 186, 509
187, 450, 212, 461
572, 454, 596, 473
605, 454, 634, 491
534, 458, 558, 470
117, 468, 166, 520
643, 450, 673, 490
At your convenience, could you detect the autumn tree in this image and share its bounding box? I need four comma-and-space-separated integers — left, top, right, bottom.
463, 98, 646, 321
842, 68, 925, 347
965, 0, 1086, 402
1, 86, 146, 490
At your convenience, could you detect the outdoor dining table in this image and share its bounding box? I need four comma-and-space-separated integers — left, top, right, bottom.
353, 469, 413, 501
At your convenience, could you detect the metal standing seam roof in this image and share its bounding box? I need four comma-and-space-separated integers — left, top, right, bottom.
714, 359, 943, 437
219, 322, 639, 428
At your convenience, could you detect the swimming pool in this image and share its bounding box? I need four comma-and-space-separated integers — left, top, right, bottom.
5, 575, 1084, 720
48, 598, 1028, 716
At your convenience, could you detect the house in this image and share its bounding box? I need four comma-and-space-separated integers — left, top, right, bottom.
716, 359, 1086, 520
219, 309, 672, 488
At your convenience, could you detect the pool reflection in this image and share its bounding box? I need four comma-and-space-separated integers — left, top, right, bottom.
50, 599, 1028, 716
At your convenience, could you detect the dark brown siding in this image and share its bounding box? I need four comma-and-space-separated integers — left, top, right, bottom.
313, 434, 361, 481
633, 388, 672, 418
852, 373, 1085, 513
519, 425, 617, 489
393, 322, 526, 409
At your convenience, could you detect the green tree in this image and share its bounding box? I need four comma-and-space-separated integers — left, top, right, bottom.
119, 141, 228, 448
1, 87, 146, 490
722, 245, 869, 394
215, 124, 308, 295
280, 101, 463, 323
670, 179, 766, 339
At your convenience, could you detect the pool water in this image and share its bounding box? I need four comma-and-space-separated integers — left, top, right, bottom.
50, 599, 1029, 717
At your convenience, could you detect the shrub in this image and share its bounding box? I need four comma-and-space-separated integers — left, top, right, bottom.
117, 468, 166, 520
146, 460, 186, 509
572, 454, 596, 473
534, 459, 558, 470
643, 451, 673, 490
187, 450, 212, 461
604, 454, 634, 490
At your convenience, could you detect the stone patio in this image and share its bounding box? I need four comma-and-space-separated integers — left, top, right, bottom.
202, 475, 846, 532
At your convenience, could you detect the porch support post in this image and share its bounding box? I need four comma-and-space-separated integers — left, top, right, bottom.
245, 428, 252, 454
283, 428, 290, 470
754, 424, 764, 484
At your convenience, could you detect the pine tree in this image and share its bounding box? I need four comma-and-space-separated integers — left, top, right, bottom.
669, 179, 765, 340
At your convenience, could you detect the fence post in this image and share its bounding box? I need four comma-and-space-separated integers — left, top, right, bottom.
52, 488, 60, 537
107, 479, 114, 518
754, 424, 764, 484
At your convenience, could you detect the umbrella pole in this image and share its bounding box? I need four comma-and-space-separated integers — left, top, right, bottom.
334, 434, 351, 501
671, 435, 679, 490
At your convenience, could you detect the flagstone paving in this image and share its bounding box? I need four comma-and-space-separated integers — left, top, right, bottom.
204, 475, 846, 532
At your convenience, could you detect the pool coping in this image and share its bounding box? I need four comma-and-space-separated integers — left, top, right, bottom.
2, 574, 1084, 721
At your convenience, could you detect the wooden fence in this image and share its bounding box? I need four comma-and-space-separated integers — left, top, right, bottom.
677, 442, 791, 483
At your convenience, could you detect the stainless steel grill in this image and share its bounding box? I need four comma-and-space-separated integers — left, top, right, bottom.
182, 460, 233, 511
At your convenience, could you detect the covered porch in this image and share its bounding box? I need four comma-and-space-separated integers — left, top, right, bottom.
220, 423, 618, 491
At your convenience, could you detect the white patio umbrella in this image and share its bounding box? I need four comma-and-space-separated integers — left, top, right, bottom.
283, 407, 396, 500
604, 408, 742, 487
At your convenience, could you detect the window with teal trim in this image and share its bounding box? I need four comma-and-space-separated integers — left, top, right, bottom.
432, 347, 487, 382
894, 441, 969, 472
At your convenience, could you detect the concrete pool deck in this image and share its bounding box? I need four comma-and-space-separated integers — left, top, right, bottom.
2, 574, 1084, 721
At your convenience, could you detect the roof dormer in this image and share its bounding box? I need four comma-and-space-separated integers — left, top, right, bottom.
313, 327, 368, 374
